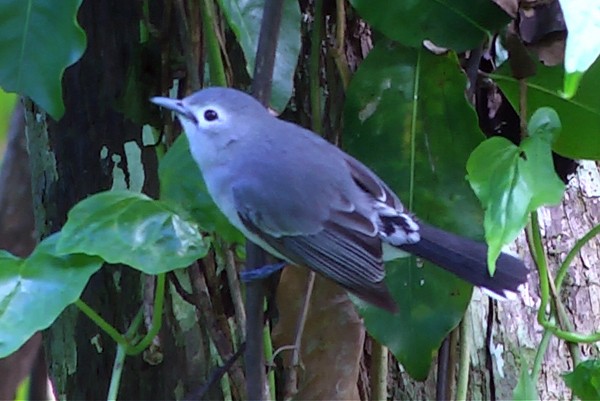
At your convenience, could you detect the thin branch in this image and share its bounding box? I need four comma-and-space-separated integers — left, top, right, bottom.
174, 0, 201, 90
436, 335, 450, 401
185, 342, 247, 401
167, 271, 196, 305
246, 0, 286, 399
188, 263, 246, 400
284, 272, 316, 399
331, 0, 350, 89
370, 341, 388, 401
226, 247, 247, 336
455, 312, 471, 400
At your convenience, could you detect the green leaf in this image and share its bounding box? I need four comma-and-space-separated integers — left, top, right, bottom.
0, 0, 86, 119
0, 88, 17, 140
558, 1, 600, 97
57, 190, 209, 274
513, 364, 538, 401
348, 0, 510, 52
159, 134, 244, 244
0, 234, 103, 358
563, 360, 600, 401
344, 42, 481, 379
467, 108, 564, 272
216, 0, 301, 111
492, 59, 600, 160
467, 137, 528, 271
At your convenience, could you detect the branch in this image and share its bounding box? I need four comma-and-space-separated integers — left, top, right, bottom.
245, 0, 285, 399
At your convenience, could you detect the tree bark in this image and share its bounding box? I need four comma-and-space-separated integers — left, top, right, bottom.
0, 104, 47, 400
23, 1, 215, 399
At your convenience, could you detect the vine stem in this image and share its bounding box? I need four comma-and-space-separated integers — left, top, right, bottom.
106, 308, 143, 401
127, 273, 166, 355
455, 312, 471, 400
74, 299, 127, 346
529, 212, 600, 343
107, 341, 127, 401
531, 329, 552, 380
555, 223, 600, 289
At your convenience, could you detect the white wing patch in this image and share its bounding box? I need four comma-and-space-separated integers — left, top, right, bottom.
374, 200, 420, 246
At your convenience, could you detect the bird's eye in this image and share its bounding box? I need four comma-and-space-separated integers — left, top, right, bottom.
204, 109, 219, 121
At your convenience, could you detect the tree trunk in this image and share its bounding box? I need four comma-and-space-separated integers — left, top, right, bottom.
381, 162, 600, 399
24, 1, 215, 398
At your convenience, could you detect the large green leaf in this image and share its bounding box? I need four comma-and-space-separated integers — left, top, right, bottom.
563, 360, 600, 401
0, 89, 17, 141
0, 234, 103, 357
344, 42, 482, 379
492, 59, 600, 160
57, 190, 209, 274
216, 0, 301, 111
348, 0, 510, 52
467, 108, 565, 271
0, 0, 86, 119
159, 134, 243, 244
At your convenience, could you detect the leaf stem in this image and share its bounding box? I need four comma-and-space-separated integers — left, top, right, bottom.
107, 309, 142, 401
107, 341, 127, 401
127, 273, 166, 355
528, 211, 551, 324
75, 299, 127, 346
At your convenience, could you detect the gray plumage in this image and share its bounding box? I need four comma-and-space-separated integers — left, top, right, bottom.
151, 87, 528, 312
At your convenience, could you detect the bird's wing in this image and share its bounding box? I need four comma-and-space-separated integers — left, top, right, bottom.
231, 183, 386, 286
342, 154, 420, 246
341, 154, 402, 211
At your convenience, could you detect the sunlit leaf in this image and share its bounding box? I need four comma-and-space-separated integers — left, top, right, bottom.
467, 108, 564, 272
0, 234, 102, 357
57, 190, 209, 274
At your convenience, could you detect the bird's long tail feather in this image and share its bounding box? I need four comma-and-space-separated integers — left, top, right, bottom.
399, 223, 528, 298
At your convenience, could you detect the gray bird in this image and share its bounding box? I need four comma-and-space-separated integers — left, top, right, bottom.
151, 87, 528, 312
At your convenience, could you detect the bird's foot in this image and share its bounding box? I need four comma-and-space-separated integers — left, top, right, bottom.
239, 262, 286, 282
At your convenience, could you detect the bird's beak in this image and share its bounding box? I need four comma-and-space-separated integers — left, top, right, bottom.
150, 96, 197, 123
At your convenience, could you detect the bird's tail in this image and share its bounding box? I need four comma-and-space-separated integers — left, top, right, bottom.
399, 222, 529, 298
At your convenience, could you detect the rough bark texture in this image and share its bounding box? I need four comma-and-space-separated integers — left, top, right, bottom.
23, 1, 214, 399
0, 104, 47, 400
466, 161, 598, 400
379, 162, 600, 400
